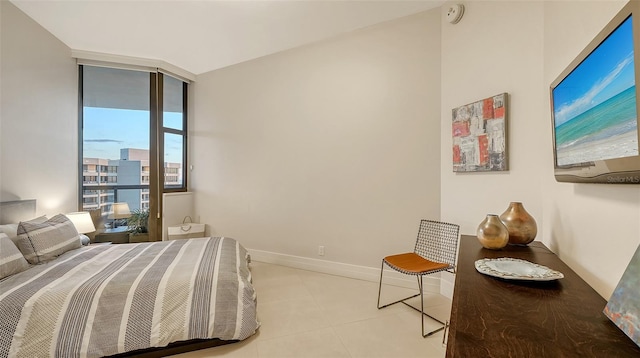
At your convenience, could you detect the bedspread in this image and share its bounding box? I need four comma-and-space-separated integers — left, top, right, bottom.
0, 237, 259, 358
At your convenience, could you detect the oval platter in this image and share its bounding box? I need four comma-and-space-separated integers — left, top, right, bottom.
475, 257, 564, 281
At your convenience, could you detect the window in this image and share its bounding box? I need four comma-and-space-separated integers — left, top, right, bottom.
79, 65, 188, 238
161, 75, 187, 190
81, 66, 150, 219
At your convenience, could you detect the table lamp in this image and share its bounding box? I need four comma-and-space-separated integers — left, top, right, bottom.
109, 202, 131, 228
66, 211, 96, 245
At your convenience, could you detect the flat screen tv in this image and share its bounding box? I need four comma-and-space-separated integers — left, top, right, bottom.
550, 1, 640, 184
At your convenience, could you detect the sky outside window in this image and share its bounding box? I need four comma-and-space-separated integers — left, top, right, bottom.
83, 107, 149, 160
553, 16, 635, 127
84, 107, 183, 164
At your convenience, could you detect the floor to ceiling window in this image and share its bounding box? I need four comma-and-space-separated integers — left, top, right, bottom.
80, 65, 188, 240
162, 75, 187, 190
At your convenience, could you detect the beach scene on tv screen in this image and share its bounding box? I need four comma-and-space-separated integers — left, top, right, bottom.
553, 16, 639, 167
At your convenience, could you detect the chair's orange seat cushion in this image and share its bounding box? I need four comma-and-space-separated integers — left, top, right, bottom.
384, 252, 449, 274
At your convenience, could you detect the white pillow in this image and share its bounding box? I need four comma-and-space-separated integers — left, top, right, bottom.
0, 233, 30, 279
0, 223, 18, 240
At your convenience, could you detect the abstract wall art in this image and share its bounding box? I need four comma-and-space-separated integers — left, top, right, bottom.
604, 243, 640, 348
452, 93, 508, 172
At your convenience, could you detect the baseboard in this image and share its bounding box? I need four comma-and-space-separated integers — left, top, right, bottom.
248, 249, 442, 293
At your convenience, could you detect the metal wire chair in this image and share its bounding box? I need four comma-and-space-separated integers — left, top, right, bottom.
377, 219, 460, 337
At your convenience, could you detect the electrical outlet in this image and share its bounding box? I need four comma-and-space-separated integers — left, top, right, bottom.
318, 246, 325, 256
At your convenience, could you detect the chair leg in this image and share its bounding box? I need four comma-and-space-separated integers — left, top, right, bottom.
416, 275, 446, 338
420, 275, 425, 337
377, 260, 384, 309
378, 263, 446, 338
378, 260, 420, 309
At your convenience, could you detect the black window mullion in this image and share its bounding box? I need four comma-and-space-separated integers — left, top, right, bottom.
160, 75, 188, 193
163, 128, 184, 135
77, 65, 84, 210
182, 81, 188, 191
150, 73, 160, 240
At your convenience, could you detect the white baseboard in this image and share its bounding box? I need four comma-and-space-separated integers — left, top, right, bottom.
248, 249, 442, 293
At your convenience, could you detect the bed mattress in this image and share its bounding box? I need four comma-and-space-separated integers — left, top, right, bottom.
0, 237, 259, 358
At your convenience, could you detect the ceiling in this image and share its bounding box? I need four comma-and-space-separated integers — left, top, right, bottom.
10, 0, 445, 76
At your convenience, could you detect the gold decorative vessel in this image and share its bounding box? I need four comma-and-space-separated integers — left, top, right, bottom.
500, 202, 537, 245
476, 214, 509, 250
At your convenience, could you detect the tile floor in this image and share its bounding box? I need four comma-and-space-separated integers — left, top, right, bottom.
173, 261, 451, 358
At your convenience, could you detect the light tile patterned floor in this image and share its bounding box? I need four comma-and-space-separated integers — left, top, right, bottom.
173, 262, 450, 358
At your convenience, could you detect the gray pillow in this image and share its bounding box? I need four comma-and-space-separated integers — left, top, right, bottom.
0, 233, 30, 279
0, 215, 48, 244
16, 214, 81, 264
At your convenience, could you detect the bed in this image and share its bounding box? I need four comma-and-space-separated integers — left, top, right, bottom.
0, 201, 259, 358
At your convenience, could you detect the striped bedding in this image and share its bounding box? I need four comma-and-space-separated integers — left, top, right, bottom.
0, 237, 259, 358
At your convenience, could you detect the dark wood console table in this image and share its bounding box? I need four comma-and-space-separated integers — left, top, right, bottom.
446, 235, 640, 357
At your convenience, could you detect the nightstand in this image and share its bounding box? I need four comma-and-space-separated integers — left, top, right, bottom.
94, 226, 130, 244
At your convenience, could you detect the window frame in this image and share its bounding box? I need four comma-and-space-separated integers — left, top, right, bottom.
77, 66, 189, 240
158, 73, 188, 193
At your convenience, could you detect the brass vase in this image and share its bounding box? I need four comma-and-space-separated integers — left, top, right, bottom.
499, 202, 537, 245
476, 214, 509, 250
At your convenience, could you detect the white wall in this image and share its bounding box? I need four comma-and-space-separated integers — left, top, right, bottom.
440, 0, 640, 299
0, 1, 78, 216
440, 1, 546, 236
541, 1, 640, 299
439, 0, 547, 297
191, 10, 442, 269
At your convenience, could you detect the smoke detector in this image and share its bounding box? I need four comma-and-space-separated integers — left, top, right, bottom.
446, 4, 465, 24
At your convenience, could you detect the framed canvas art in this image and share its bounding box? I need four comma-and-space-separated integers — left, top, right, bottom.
452, 93, 508, 172
604, 244, 640, 347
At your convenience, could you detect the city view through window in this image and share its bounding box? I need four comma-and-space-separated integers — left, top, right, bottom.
81, 147, 183, 214
81, 66, 185, 226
